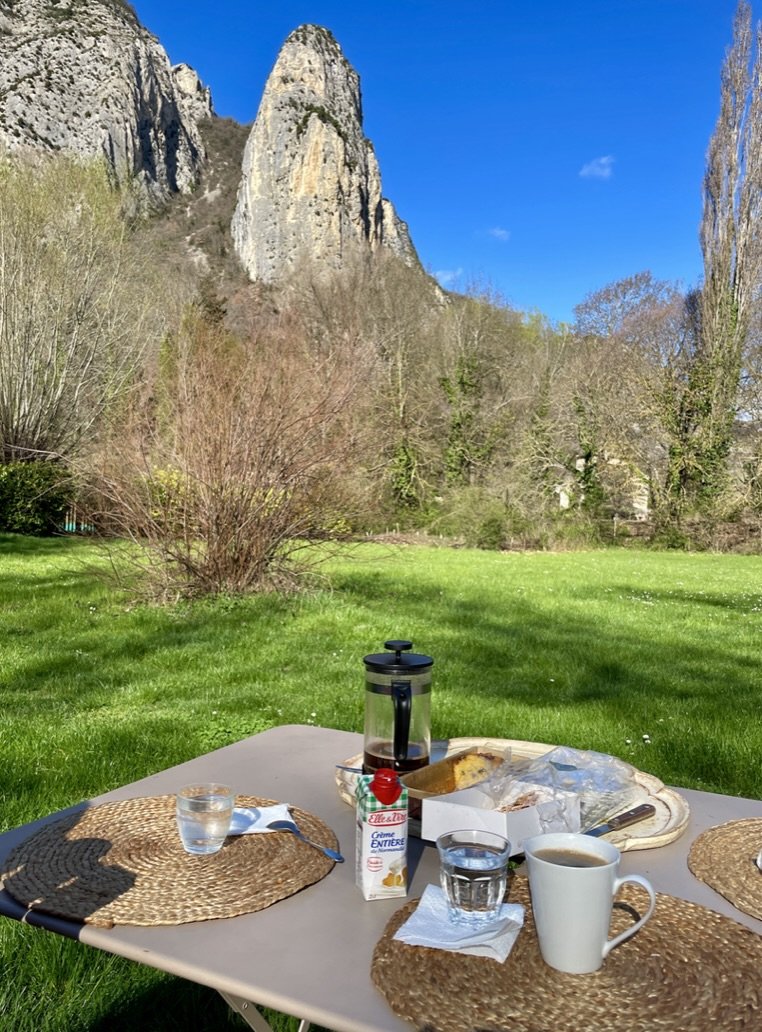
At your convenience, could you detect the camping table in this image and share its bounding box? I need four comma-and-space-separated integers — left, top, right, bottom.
1, 724, 762, 1032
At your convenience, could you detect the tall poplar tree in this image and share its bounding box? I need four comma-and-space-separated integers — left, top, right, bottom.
673, 1, 762, 508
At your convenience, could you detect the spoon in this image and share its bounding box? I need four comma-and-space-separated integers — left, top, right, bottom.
267, 819, 345, 862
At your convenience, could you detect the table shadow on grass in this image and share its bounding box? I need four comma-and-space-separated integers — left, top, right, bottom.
88, 981, 333, 1032
2, 809, 136, 928
86, 978, 248, 1032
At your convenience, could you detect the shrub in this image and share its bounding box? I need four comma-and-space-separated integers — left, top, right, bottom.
82, 309, 373, 599
0, 462, 72, 535
429, 487, 509, 550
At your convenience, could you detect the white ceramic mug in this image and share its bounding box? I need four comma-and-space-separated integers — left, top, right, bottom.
523, 832, 656, 974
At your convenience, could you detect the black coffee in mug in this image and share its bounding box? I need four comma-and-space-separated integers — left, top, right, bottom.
532, 847, 609, 868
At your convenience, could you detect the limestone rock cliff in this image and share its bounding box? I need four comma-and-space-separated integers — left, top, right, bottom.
232, 24, 418, 282
0, 0, 210, 197
171, 62, 213, 127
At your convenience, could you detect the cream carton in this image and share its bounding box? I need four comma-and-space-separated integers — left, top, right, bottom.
355, 770, 408, 900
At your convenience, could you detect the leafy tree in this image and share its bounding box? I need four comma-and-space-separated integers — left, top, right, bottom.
389, 438, 424, 508
440, 355, 491, 485
0, 462, 71, 535
434, 290, 527, 490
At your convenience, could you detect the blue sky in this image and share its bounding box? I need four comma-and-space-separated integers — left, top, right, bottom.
131, 0, 743, 324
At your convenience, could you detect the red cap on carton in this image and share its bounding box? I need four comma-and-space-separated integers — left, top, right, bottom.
370, 768, 402, 805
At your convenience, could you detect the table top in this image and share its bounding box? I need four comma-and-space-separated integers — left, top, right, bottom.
2, 724, 762, 1032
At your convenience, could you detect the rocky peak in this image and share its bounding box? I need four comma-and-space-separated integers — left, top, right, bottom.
171, 62, 213, 124
232, 23, 419, 282
0, 0, 209, 197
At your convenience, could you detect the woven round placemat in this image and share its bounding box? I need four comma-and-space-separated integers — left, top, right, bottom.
688, 818, 762, 920
371, 875, 762, 1031
1, 795, 338, 928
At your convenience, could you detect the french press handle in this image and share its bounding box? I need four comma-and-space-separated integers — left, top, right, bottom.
391, 680, 412, 766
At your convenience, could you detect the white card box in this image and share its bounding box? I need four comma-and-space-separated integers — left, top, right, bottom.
420, 785, 580, 856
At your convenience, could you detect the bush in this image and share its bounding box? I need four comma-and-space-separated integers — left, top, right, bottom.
0, 462, 72, 535
429, 487, 510, 550
82, 309, 373, 599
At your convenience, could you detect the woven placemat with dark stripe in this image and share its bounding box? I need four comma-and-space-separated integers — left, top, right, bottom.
1, 795, 338, 928
688, 818, 762, 920
371, 875, 762, 1031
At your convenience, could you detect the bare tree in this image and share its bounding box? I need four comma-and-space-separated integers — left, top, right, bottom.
573, 273, 697, 518
0, 153, 163, 463
574, 271, 678, 342
282, 249, 444, 513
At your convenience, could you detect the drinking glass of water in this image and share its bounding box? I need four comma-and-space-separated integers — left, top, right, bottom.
176, 784, 235, 855
437, 829, 511, 926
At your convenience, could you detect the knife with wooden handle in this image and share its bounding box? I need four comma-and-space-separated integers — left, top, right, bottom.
584, 803, 656, 837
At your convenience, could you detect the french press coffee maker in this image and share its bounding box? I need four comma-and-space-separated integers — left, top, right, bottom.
362, 640, 433, 775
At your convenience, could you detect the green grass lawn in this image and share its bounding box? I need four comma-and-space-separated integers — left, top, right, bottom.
2, 534, 762, 1030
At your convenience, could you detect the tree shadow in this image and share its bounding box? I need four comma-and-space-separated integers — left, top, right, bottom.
4, 539, 762, 797
0, 533, 85, 556
327, 563, 762, 796
331, 566, 759, 703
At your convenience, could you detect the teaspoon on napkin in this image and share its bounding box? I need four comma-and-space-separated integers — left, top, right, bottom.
267, 818, 345, 862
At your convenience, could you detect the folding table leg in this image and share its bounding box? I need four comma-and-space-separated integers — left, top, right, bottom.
218, 990, 311, 1032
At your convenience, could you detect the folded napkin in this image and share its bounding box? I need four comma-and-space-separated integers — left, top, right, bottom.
393, 884, 524, 962
229, 803, 292, 835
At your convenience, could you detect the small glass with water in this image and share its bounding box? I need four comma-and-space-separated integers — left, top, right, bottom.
436, 829, 511, 926
176, 784, 235, 855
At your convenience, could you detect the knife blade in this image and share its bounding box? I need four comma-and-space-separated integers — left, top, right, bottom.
584, 803, 656, 838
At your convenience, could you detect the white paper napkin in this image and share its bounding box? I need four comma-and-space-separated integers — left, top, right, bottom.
228, 803, 292, 835
393, 884, 525, 962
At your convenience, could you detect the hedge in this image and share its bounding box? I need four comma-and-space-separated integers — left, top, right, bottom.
0, 462, 73, 535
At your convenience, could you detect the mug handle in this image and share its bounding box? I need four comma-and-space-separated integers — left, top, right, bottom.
603, 874, 656, 957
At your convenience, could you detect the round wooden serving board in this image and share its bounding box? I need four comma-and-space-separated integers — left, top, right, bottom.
335, 736, 689, 851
